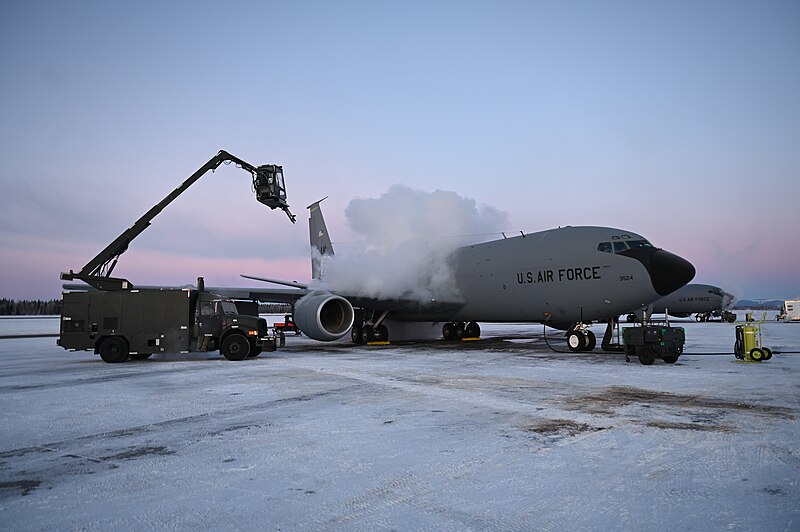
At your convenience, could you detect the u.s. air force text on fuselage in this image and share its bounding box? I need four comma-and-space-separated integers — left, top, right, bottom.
516, 266, 602, 285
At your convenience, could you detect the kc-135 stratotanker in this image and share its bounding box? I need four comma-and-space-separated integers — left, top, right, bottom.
234, 199, 696, 353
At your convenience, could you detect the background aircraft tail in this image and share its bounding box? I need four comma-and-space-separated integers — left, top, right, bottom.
308, 197, 334, 279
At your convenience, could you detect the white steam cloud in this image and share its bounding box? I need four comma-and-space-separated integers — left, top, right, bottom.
312, 185, 509, 303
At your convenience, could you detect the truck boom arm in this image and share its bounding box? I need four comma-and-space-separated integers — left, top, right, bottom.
61, 150, 296, 291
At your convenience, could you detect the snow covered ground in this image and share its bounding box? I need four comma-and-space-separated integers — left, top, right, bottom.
1, 314, 798, 530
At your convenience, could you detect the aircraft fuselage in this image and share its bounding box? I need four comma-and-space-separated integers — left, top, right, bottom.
398, 226, 693, 325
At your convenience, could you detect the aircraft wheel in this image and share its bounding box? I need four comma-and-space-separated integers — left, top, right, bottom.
99, 337, 129, 363
442, 322, 456, 341
584, 330, 596, 351
221, 334, 250, 361
637, 347, 656, 365
375, 324, 389, 342
455, 323, 465, 340
129, 353, 152, 361
363, 325, 375, 343
351, 325, 364, 345
465, 321, 480, 338
763, 347, 773, 360
749, 348, 764, 362
567, 332, 586, 352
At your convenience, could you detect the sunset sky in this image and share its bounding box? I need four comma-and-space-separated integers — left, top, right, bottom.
1, 1, 798, 301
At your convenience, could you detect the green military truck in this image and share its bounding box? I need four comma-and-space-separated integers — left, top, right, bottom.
56, 150, 296, 363
59, 285, 277, 363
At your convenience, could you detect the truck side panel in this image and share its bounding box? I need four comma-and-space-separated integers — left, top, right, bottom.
59, 289, 194, 354
59, 292, 93, 350
122, 290, 192, 354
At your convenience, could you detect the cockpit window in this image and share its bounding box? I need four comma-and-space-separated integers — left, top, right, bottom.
598, 239, 654, 254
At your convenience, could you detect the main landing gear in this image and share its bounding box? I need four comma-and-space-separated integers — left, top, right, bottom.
350, 310, 482, 345
565, 323, 596, 352
442, 321, 480, 341
351, 309, 390, 345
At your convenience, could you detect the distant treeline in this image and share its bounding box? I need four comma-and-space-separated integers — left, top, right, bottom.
0, 299, 62, 316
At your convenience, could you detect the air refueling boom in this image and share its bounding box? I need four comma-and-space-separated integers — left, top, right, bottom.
60, 150, 296, 291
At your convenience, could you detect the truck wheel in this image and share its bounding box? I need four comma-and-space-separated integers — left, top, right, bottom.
567, 332, 586, 352
221, 334, 250, 361
99, 337, 129, 363
248, 341, 263, 357
637, 347, 656, 365
129, 353, 152, 360
662, 351, 679, 364
278, 331, 286, 347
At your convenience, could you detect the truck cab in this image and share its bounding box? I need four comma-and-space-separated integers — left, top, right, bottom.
194, 293, 274, 359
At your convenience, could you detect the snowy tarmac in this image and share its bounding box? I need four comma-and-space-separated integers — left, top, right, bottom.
1, 316, 799, 530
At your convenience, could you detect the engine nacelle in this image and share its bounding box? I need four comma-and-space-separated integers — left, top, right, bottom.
293, 291, 354, 341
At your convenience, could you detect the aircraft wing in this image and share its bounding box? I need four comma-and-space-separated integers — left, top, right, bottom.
341, 294, 465, 316
206, 286, 309, 304
236, 275, 465, 316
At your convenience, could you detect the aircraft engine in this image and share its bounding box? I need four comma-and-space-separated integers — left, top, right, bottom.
293, 291, 354, 341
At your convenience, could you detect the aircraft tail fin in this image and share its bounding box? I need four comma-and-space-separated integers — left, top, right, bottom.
307, 197, 334, 279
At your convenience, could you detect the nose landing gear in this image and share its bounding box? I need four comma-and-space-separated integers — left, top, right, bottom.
565, 324, 596, 352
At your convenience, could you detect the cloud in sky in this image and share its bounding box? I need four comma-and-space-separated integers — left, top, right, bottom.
0, 2, 798, 300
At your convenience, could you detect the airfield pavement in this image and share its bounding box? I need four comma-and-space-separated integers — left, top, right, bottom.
0, 315, 799, 531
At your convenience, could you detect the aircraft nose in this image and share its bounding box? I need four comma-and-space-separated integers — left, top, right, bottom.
648, 250, 696, 296
620, 248, 696, 296
722, 291, 737, 309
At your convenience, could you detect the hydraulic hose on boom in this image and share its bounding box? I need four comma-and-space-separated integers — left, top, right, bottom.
61, 150, 296, 291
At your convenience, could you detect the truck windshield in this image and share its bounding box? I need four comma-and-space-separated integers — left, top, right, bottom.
219, 301, 239, 316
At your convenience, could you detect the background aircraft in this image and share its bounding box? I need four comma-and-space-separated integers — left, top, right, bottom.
240, 200, 696, 351
625, 283, 737, 322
